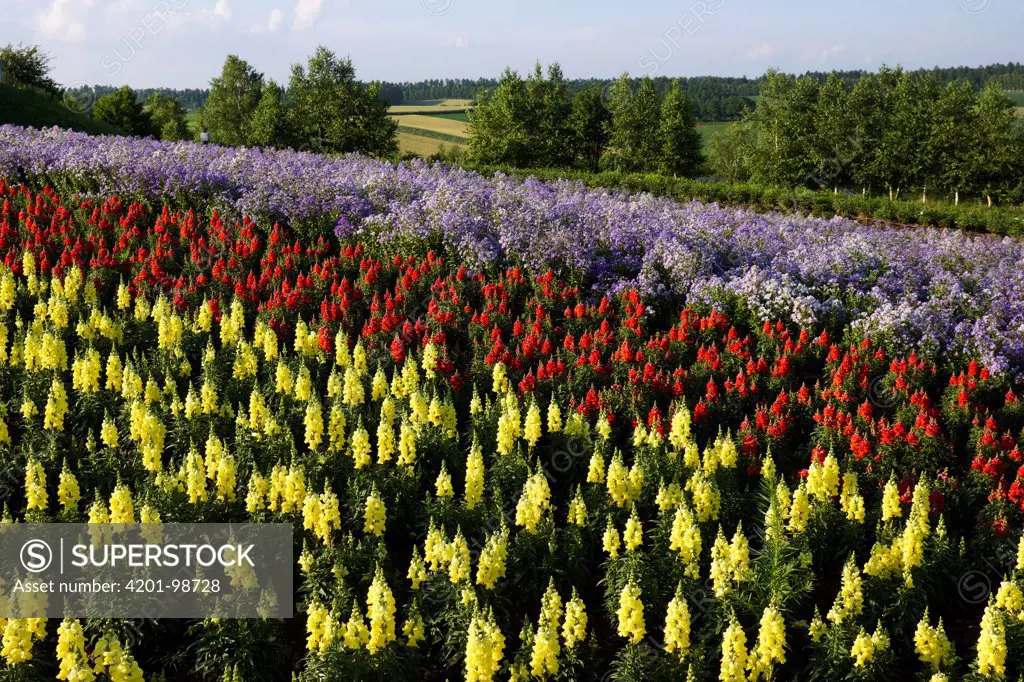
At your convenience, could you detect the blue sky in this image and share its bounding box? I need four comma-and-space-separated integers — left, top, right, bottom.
1, 0, 1020, 88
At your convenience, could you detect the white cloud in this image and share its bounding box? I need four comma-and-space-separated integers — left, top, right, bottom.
292, 0, 324, 30
821, 44, 846, 59
267, 8, 284, 31
212, 0, 231, 20
248, 7, 284, 34
745, 43, 774, 60
37, 0, 93, 42
442, 36, 469, 49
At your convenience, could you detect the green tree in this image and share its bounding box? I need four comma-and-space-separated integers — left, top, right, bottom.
527, 62, 573, 167
92, 86, 153, 136
973, 82, 1019, 205
468, 68, 535, 166
750, 71, 818, 187
658, 79, 703, 177
926, 80, 979, 204
286, 46, 396, 156
633, 77, 662, 171
0, 43, 58, 95
248, 80, 290, 148
201, 55, 264, 146
809, 73, 854, 192
707, 121, 756, 183
568, 86, 609, 172
145, 92, 189, 141
879, 72, 937, 201
602, 75, 661, 172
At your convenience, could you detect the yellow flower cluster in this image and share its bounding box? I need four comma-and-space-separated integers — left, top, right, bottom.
663, 583, 691, 658
364, 488, 387, 535
616, 579, 645, 643
686, 470, 720, 522
851, 623, 888, 668
562, 589, 587, 650
515, 471, 551, 532
92, 634, 145, 682
56, 618, 93, 681
24, 457, 47, 512
806, 451, 840, 501
709, 525, 750, 597
448, 529, 471, 584
302, 486, 341, 546
976, 602, 1006, 678
827, 556, 864, 624
58, 463, 81, 511
306, 601, 338, 654
914, 609, 953, 672
839, 472, 865, 524
748, 606, 786, 681
366, 567, 397, 655
1, 617, 46, 665
669, 502, 702, 578
567, 487, 587, 526
602, 516, 621, 558
623, 506, 643, 551
476, 528, 508, 589
465, 608, 505, 682
605, 452, 643, 508
343, 600, 370, 650
719, 616, 748, 682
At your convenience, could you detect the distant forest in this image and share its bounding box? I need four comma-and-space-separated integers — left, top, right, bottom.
66, 62, 1024, 123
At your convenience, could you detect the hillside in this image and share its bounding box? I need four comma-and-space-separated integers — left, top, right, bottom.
0, 83, 123, 135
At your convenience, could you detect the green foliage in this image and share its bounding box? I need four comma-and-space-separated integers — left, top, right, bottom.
0, 83, 122, 135
707, 121, 756, 184
602, 75, 662, 173
92, 86, 154, 137
201, 55, 265, 146
742, 66, 1023, 204
286, 46, 396, 156
569, 86, 610, 172
145, 92, 190, 141
247, 80, 290, 149
0, 43, 58, 95
468, 66, 544, 167
658, 80, 704, 177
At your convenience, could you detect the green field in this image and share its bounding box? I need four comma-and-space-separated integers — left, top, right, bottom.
698, 121, 731, 144
0, 83, 123, 135
424, 111, 472, 123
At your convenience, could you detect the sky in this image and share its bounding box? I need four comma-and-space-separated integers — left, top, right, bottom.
0, 0, 1020, 89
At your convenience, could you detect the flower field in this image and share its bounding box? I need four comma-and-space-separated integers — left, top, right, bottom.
0, 125, 1022, 681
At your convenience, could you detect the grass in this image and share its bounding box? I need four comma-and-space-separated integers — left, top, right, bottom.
0, 83, 123, 135
389, 114, 470, 139
425, 111, 472, 123
698, 121, 731, 145
397, 131, 464, 157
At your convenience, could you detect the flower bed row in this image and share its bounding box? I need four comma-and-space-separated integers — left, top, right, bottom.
2, 126, 1024, 377
0, 179, 1021, 680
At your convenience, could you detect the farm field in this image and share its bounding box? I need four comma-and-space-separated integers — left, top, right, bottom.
389, 113, 471, 139
397, 130, 464, 156
0, 125, 1023, 681
389, 99, 473, 115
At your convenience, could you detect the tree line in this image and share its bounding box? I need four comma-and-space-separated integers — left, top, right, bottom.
191, 48, 396, 156
468, 64, 704, 176
74, 47, 398, 157
707, 68, 1024, 205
